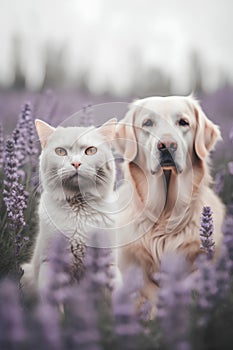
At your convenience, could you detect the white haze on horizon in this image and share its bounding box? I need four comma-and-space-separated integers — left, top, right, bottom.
0, 0, 232, 95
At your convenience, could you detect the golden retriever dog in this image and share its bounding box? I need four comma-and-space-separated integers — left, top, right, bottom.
115, 95, 225, 306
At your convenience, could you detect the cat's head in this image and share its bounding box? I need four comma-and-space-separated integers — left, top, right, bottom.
35, 118, 117, 201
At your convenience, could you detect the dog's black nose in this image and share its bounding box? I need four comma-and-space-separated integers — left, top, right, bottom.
157, 140, 177, 152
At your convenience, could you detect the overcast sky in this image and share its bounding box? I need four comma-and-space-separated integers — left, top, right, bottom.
0, 0, 232, 94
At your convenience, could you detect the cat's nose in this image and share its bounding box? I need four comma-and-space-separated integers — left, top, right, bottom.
71, 162, 81, 169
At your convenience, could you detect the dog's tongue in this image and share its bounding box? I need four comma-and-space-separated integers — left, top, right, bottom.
163, 169, 172, 188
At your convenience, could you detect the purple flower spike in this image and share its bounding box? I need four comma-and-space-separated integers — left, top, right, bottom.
15, 102, 37, 167
229, 124, 233, 143
0, 122, 4, 168
83, 244, 114, 293
157, 253, 192, 350
195, 254, 218, 320
194, 215, 233, 327
3, 139, 28, 232
64, 283, 102, 350
80, 104, 94, 126
0, 279, 26, 348
23, 102, 38, 156
200, 206, 215, 259
228, 161, 233, 175
214, 170, 225, 195
222, 216, 233, 271
35, 301, 62, 350
113, 267, 143, 349
41, 234, 73, 305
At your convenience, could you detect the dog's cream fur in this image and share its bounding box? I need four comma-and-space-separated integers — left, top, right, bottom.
115, 95, 225, 304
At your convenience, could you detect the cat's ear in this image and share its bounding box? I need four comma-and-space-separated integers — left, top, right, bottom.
35, 119, 56, 148
98, 118, 117, 142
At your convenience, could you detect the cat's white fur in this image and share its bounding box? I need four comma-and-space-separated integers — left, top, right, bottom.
21, 118, 117, 294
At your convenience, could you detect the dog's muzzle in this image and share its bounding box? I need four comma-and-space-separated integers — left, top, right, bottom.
157, 139, 177, 168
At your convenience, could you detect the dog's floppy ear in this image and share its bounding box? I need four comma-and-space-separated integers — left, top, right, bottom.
115, 105, 137, 162
98, 118, 117, 142
192, 99, 221, 160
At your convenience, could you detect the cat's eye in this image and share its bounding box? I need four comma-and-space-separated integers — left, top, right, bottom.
55, 147, 67, 156
142, 118, 153, 127
178, 118, 190, 127
85, 146, 97, 155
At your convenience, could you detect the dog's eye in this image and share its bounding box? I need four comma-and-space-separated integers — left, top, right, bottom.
178, 118, 190, 127
55, 147, 67, 156
142, 119, 153, 127
85, 146, 97, 155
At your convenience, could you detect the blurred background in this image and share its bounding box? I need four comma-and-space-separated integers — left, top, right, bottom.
1, 0, 233, 94
0, 0, 233, 149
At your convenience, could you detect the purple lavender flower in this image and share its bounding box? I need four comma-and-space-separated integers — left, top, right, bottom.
3, 139, 18, 188
214, 169, 225, 195
64, 282, 102, 350
195, 247, 231, 328
24, 103, 38, 156
222, 216, 233, 270
80, 104, 94, 126
228, 161, 233, 175
14, 125, 27, 168
229, 124, 233, 143
200, 206, 215, 259
156, 254, 192, 350
3, 138, 28, 278
34, 301, 62, 350
194, 216, 232, 327
83, 244, 114, 293
3, 139, 28, 232
63, 235, 103, 350
0, 279, 26, 348
0, 122, 4, 168
195, 254, 218, 321
214, 216, 233, 297
30, 234, 100, 350
138, 299, 153, 322
215, 248, 232, 299
15, 102, 37, 166
113, 267, 143, 349
66, 234, 116, 350
41, 234, 73, 305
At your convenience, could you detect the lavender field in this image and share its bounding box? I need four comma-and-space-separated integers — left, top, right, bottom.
0, 87, 233, 350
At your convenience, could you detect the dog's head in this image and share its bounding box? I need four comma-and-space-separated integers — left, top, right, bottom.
116, 96, 221, 176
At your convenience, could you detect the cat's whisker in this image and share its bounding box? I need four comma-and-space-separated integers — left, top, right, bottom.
30, 182, 43, 195
95, 174, 108, 184
43, 170, 58, 178
43, 173, 60, 182
40, 174, 62, 190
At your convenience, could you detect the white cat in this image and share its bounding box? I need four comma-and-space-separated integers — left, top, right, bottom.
21, 118, 117, 294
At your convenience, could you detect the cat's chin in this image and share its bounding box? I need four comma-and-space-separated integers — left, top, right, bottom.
62, 174, 81, 192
